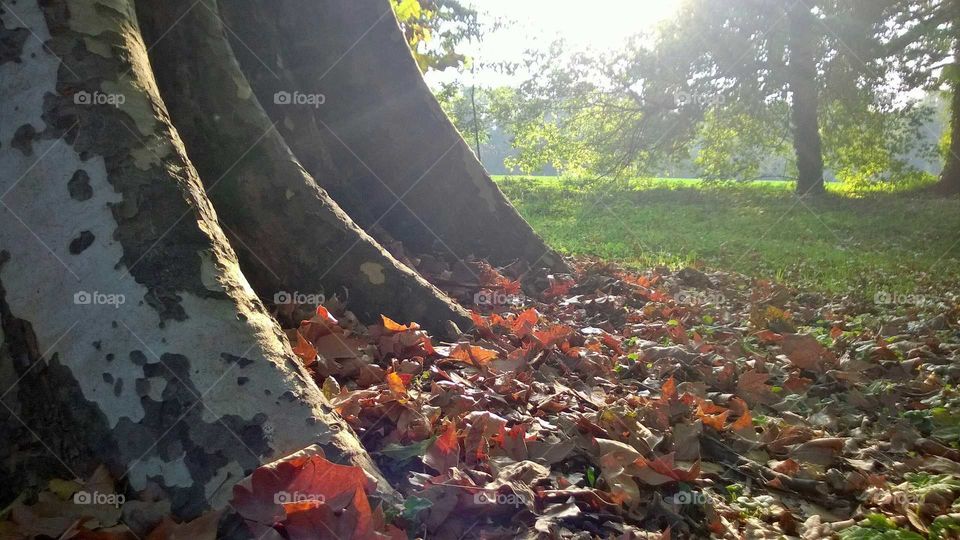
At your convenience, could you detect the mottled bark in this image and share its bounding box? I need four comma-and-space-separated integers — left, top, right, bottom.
787, 2, 826, 195
135, 0, 471, 333
0, 0, 563, 526
0, 0, 391, 523
219, 0, 568, 273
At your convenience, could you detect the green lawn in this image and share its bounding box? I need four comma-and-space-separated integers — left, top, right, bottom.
495, 176, 960, 299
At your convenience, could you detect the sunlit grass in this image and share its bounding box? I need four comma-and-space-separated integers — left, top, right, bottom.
495, 175, 960, 299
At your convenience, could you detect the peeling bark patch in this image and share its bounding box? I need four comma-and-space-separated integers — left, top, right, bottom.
0, 24, 29, 65
11, 124, 35, 156
359, 262, 385, 285
68, 230, 95, 254
67, 169, 93, 200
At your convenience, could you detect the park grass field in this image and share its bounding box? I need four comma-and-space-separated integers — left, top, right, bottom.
494, 175, 960, 300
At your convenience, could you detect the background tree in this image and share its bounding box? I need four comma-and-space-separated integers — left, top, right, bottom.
873, 0, 960, 194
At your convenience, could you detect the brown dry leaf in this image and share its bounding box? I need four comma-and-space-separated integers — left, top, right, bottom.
781, 333, 833, 371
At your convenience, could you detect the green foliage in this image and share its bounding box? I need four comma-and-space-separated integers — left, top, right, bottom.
930, 514, 960, 540
694, 103, 792, 181
392, 0, 478, 72
899, 473, 960, 502
821, 95, 937, 188
838, 514, 925, 540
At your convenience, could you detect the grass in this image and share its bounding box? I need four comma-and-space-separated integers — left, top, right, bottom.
494, 175, 960, 300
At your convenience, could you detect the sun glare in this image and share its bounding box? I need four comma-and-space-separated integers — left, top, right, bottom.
432, 0, 682, 86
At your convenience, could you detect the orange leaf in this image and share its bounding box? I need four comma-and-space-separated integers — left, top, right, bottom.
697, 406, 729, 430
424, 421, 460, 472
511, 308, 539, 337
661, 376, 677, 400
315, 306, 338, 326
731, 410, 753, 432
292, 332, 317, 366
386, 372, 406, 395
470, 312, 491, 335
543, 279, 575, 298
533, 324, 572, 348
755, 329, 783, 344
449, 344, 498, 366
231, 453, 375, 537
381, 315, 419, 333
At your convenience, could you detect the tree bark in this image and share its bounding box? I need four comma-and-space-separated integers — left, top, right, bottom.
936, 40, 960, 196
0, 0, 390, 523
218, 0, 568, 273
787, 2, 826, 195
134, 0, 472, 334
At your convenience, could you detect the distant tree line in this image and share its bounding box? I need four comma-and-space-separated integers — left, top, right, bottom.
404, 0, 960, 196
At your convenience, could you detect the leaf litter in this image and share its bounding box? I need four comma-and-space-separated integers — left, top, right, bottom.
2, 258, 960, 539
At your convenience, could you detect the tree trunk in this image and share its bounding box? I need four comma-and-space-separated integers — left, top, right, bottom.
218, 0, 568, 274
134, 0, 472, 334
787, 2, 826, 195
0, 0, 394, 524
936, 43, 960, 196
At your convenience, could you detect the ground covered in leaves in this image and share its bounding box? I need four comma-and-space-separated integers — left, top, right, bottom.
3, 259, 960, 539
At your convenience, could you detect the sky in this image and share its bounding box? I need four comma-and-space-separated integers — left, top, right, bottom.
424, 0, 684, 88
